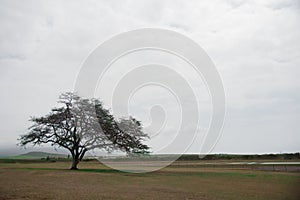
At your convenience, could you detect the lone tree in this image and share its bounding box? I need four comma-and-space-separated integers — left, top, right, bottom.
19, 92, 149, 169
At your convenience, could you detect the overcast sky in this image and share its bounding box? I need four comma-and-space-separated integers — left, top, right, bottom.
0, 0, 300, 156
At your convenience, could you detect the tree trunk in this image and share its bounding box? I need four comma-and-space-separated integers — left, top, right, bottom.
70, 157, 79, 170
70, 148, 86, 170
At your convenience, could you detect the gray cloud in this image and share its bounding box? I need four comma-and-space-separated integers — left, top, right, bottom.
0, 0, 299, 155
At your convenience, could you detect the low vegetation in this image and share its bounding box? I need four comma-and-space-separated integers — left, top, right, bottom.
0, 161, 299, 200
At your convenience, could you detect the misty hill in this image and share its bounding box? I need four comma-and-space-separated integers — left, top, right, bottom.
2, 152, 300, 161
8, 151, 68, 159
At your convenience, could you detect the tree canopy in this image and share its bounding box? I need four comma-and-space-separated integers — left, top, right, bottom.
19, 92, 149, 169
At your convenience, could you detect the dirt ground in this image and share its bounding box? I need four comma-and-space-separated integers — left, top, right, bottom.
0, 161, 299, 200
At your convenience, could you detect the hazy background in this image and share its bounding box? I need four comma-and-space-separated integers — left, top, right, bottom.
1, 0, 300, 156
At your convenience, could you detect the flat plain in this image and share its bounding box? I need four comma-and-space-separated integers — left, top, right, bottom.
0, 160, 299, 200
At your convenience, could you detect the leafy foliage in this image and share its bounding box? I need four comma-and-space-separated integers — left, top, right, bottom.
19, 92, 150, 169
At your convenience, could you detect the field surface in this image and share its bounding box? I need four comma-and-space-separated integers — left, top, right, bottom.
0, 161, 299, 200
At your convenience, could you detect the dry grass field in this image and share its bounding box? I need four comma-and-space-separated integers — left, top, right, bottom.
0, 161, 299, 200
